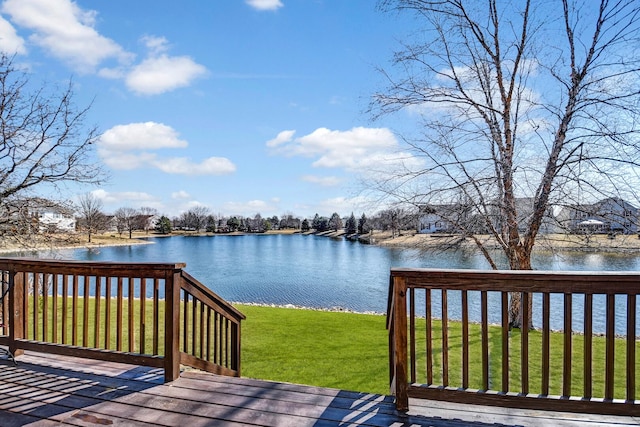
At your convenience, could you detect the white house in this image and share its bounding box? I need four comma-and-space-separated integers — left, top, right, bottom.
34, 207, 76, 232
417, 205, 458, 234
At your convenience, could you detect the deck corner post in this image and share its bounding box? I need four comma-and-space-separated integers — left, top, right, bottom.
164, 266, 182, 382
8, 269, 25, 357
391, 274, 409, 412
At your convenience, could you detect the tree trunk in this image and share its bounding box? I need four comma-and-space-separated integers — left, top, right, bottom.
508, 246, 534, 329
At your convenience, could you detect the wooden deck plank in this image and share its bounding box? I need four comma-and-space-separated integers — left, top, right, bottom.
0, 414, 64, 427
0, 391, 160, 427
1, 352, 639, 427
0, 364, 403, 427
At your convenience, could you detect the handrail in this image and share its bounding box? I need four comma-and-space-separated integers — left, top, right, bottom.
0, 257, 244, 382
178, 270, 245, 377
388, 268, 640, 416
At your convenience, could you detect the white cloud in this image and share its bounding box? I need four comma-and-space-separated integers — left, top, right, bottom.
141, 35, 169, 56
2, 0, 131, 73
222, 199, 280, 217
266, 130, 295, 148
125, 36, 207, 95
246, 0, 284, 11
0, 14, 25, 54
2, 1, 205, 95
98, 122, 236, 176
172, 190, 191, 200
99, 122, 188, 151
267, 126, 420, 173
126, 54, 207, 95
302, 175, 341, 187
154, 156, 236, 176
90, 189, 159, 206
314, 196, 372, 216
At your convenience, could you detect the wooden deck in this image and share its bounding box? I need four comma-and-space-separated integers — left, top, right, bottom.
0, 352, 638, 427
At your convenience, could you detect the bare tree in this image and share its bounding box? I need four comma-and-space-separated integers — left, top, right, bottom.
77, 193, 106, 243
114, 207, 140, 239
178, 206, 210, 232
372, 0, 640, 327
0, 55, 104, 248
138, 206, 158, 234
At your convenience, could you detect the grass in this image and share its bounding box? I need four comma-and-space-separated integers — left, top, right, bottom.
237, 304, 390, 395
238, 304, 638, 399
22, 298, 639, 399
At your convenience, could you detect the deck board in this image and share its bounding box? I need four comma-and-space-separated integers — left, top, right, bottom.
0, 352, 638, 426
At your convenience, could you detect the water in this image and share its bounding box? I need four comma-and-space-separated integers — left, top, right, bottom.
36, 234, 640, 333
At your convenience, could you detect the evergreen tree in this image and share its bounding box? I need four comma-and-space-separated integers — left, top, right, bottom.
345, 213, 357, 234
301, 218, 310, 231
205, 215, 217, 232
329, 212, 343, 231
155, 216, 172, 234
358, 213, 369, 234
317, 217, 329, 232
227, 216, 240, 232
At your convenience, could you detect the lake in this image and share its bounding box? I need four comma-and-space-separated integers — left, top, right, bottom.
44, 233, 640, 334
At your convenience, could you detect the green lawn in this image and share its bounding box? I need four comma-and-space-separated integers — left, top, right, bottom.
238, 304, 638, 399
238, 304, 390, 395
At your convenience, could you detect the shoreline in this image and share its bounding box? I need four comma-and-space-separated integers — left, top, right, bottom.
2, 228, 640, 255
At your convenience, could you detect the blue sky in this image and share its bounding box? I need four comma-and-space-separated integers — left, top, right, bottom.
0, 0, 417, 218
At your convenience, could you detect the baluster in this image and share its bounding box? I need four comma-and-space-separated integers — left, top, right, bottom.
117, 277, 123, 352
481, 290, 489, 391
425, 289, 432, 385
140, 278, 146, 354
409, 287, 416, 383
461, 290, 469, 389
542, 292, 550, 395
104, 276, 111, 349
563, 293, 572, 397
502, 291, 510, 392
95, 276, 101, 348
626, 294, 636, 402
442, 289, 449, 387
584, 293, 593, 399
128, 277, 135, 353
605, 294, 615, 400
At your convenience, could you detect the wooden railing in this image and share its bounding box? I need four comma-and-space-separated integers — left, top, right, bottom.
0, 258, 244, 382
388, 268, 640, 416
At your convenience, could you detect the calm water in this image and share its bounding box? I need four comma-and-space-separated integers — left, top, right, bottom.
40, 234, 640, 334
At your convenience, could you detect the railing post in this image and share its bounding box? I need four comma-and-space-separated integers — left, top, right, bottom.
231, 321, 241, 375
164, 267, 182, 382
391, 275, 409, 411
8, 270, 25, 357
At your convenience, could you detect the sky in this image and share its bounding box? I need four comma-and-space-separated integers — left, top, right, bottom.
0, 0, 418, 219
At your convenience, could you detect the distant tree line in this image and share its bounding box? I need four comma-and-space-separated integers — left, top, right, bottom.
75, 194, 421, 241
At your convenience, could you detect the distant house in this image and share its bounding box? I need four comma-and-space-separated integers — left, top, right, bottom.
418, 198, 559, 235
0, 198, 76, 233
417, 205, 455, 234
35, 207, 76, 232
417, 204, 471, 234
557, 198, 638, 234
